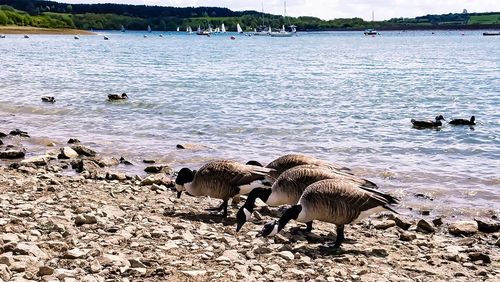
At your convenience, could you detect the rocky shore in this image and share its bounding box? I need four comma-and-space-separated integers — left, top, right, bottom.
0, 129, 499, 281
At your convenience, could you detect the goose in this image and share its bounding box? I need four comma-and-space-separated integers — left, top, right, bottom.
104, 36, 109, 40
236, 165, 378, 232
74, 35, 80, 40
175, 160, 274, 217
258, 179, 398, 248
108, 93, 128, 101
247, 153, 351, 183
41, 96, 56, 103
449, 116, 475, 126
411, 115, 445, 128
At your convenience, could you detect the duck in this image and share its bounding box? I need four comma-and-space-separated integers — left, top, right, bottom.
411, 115, 445, 128
41, 96, 56, 103
175, 160, 274, 218
449, 116, 475, 126
247, 154, 351, 183
108, 93, 128, 101
104, 36, 109, 40
258, 179, 398, 249
236, 164, 378, 232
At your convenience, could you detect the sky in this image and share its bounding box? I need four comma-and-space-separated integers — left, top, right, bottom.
64, 0, 500, 20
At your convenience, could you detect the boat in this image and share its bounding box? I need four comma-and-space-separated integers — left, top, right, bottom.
0, 35, 5, 38
187, 26, 193, 34
147, 25, 152, 32
74, 35, 80, 40
270, 1, 297, 37
24, 35, 29, 38
253, 26, 271, 36
196, 26, 211, 36
103, 36, 109, 40
221, 23, 226, 33
483, 32, 500, 36
159, 34, 163, 37
364, 11, 379, 35
236, 23, 243, 34
176, 27, 180, 32
120, 25, 125, 32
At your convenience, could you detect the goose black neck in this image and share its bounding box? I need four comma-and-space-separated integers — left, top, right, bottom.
244, 188, 272, 213
278, 205, 302, 231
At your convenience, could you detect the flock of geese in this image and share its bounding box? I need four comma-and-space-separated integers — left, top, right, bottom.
174, 154, 398, 248
411, 115, 476, 128
40, 93, 128, 103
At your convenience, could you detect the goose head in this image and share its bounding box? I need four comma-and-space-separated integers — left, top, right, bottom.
435, 115, 445, 121
121, 93, 128, 99
257, 221, 279, 237
175, 167, 195, 198
236, 206, 252, 232
470, 116, 475, 123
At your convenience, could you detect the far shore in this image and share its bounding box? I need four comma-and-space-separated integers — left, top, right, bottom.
0, 26, 95, 35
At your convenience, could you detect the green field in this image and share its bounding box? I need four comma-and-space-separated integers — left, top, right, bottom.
469, 14, 500, 24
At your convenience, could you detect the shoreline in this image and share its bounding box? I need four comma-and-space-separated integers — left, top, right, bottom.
0, 26, 95, 35
0, 130, 499, 281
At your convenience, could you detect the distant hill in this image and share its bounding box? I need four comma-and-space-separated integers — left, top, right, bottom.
0, 0, 499, 31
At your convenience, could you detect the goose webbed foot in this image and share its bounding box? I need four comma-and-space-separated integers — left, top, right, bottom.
290, 221, 313, 234
205, 200, 229, 218
332, 224, 345, 249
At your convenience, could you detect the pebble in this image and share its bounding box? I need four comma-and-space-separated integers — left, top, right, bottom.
475, 219, 500, 233
399, 231, 417, 241
373, 220, 396, 230
180, 270, 207, 277
394, 217, 413, 230
448, 221, 478, 236
277, 251, 295, 260
416, 219, 435, 233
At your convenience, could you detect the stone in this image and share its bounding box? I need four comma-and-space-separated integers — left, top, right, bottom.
38, 266, 55, 276
119, 157, 133, 165
399, 231, 417, 241
64, 248, 88, 259
9, 129, 29, 137
105, 172, 127, 181
448, 221, 478, 236
144, 165, 171, 174
58, 147, 79, 159
1, 233, 20, 243
129, 259, 146, 268
394, 217, 413, 230
468, 252, 491, 264
142, 159, 156, 164
277, 251, 295, 260
71, 145, 97, 157
20, 156, 48, 166
181, 270, 207, 277
371, 248, 389, 257
68, 138, 80, 144
95, 157, 120, 167
74, 214, 98, 226
0, 149, 25, 159
432, 217, 443, 226
417, 219, 435, 233
139, 174, 174, 187
475, 219, 500, 233
373, 220, 396, 230
0, 264, 11, 281
220, 250, 241, 262
13, 242, 48, 259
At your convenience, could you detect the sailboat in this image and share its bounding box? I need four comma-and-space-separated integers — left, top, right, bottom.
236, 23, 243, 33
120, 25, 125, 32
187, 26, 193, 34
177, 26, 180, 32
147, 25, 152, 33
253, 2, 271, 36
221, 23, 226, 33
364, 11, 378, 35
196, 25, 211, 36
270, 1, 297, 37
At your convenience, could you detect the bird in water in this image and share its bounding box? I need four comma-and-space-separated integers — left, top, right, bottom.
449, 116, 475, 126
258, 179, 398, 249
236, 164, 378, 232
411, 115, 445, 128
108, 93, 128, 101
41, 96, 56, 103
175, 160, 274, 218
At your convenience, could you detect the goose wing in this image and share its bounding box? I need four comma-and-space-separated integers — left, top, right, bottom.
267, 154, 349, 176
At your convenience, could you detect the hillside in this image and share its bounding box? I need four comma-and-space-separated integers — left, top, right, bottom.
0, 0, 499, 31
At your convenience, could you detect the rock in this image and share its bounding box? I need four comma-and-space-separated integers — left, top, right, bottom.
68, 138, 80, 144
151, 184, 168, 192
220, 250, 241, 262
448, 221, 478, 236
0, 255, 14, 266
495, 238, 500, 247
0, 131, 6, 138
176, 143, 207, 150
20, 155, 48, 166
105, 172, 127, 181
475, 219, 500, 233
468, 252, 491, 264
9, 129, 29, 137
399, 231, 417, 241
71, 145, 97, 157
75, 214, 98, 226
1, 233, 20, 243
119, 157, 133, 165
181, 270, 207, 277
58, 147, 79, 159
144, 165, 171, 174
373, 220, 396, 230
140, 174, 174, 187
0, 264, 11, 281
432, 217, 443, 226
0, 139, 2, 145
129, 258, 146, 268
417, 219, 435, 233
0, 149, 25, 159
95, 157, 120, 167
277, 251, 295, 261
100, 205, 125, 219
64, 248, 88, 259
142, 159, 155, 164
371, 248, 389, 257
38, 266, 55, 276
394, 217, 413, 230
14, 242, 48, 259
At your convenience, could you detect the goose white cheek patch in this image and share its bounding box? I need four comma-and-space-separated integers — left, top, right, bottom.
244, 208, 252, 221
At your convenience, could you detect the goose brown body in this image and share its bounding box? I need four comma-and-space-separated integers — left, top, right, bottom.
265, 154, 350, 181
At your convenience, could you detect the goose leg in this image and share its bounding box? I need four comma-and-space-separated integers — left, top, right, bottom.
304, 221, 313, 233
333, 224, 345, 249
205, 200, 229, 217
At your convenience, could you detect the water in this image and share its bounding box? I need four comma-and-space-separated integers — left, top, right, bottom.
1, 30, 499, 218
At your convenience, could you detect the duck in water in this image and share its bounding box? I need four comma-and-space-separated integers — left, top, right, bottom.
449, 116, 475, 126
41, 96, 56, 103
411, 115, 445, 129
108, 93, 128, 101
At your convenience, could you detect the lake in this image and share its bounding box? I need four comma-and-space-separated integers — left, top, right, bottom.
0, 30, 499, 218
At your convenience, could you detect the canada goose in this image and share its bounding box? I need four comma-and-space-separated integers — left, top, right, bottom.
411, 115, 445, 128
449, 116, 475, 126
175, 160, 274, 217
74, 35, 80, 40
41, 96, 56, 103
108, 93, 128, 101
0, 35, 6, 39
236, 165, 378, 232
258, 179, 398, 248
24, 35, 29, 39
104, 36, 109, 40
247, 154, 350, 183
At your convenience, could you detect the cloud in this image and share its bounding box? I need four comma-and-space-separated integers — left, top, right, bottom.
64, 0, 500, 20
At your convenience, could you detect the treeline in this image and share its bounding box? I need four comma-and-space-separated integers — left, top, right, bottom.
0, 0, 499, 31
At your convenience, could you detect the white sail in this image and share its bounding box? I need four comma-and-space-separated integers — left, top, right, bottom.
197, 26, 201, 33
177, 27, 180, 32
269, 26, 272, 33
120, 25, 125, 32
282, 25, 285, 32
221, 23, 226, 33
237, 23, 243, 33
147, 25, 151, 32
188, 26, 193, 33
208, 25, 213, 33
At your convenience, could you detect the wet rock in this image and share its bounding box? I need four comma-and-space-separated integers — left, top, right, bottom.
399, 231, 417, 241
432, 217, 443, 226
74, 214, 98, 226
119, 157, 133, 165
58, 147, 79, 159
475, 219, 500, 233
0, 149, 25, 159
394, 217, 413, 230
67, 138, 80, 144
105, 172, 127, 181
9, 129, 29, 137
71, 145, 97, 157
373, 220, 396, 230
468, 252, 491, 264
95, 157, 120, 167
448, 221, 478, 236
0, 131, 6, 138
144, 165, 171, 174
142, 159, 156, 164
417, 219, 435, 233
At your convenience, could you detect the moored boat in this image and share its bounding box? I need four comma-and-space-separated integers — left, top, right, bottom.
483, 32, 500, 36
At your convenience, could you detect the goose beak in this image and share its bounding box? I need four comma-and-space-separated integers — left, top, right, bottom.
176, 191, 182, 198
